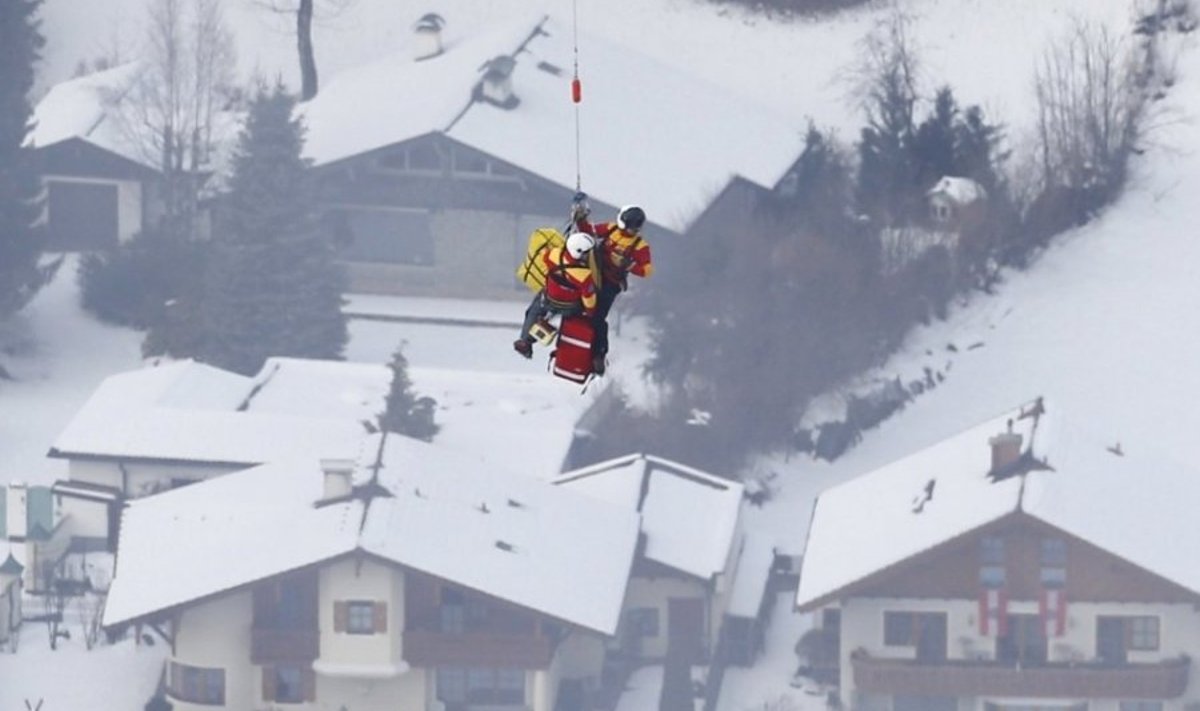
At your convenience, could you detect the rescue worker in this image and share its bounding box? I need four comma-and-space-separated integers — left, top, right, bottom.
513, 231, 598, 359
571, 199, 654, 375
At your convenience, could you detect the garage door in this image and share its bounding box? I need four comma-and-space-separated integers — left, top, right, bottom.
47, 181, 119, 250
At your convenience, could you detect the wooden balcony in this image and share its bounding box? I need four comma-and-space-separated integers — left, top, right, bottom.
852, 653, 1190, 699
403, 629, 554, 668
251, 627, 319, 664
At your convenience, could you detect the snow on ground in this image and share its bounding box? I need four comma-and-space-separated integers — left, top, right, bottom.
0, 619, 167, 711
39, 0, 1139, 163
9, 0, 1194, 709
0, 258, 143, 488
718, 591, 819, 711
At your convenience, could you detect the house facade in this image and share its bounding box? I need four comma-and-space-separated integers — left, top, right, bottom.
796, 400, 1200, 711
46, 358, 389, 552
157, 557, 610, 711
103, 433, 643, 711
28, 63, 167, 251
553, 454, 775, 668
2, 482, 69, 592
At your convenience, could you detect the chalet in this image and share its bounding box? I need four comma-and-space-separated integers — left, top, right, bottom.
46, 358, 389, 551
102, 432, 643, 711
796, 398, 1200, 711
27, 62, 166, 251
1, 482, 68, 592
927, 175, 987, 229
28, 14, 804, 300
296, 12, 804, 298
554, 454, 776, 669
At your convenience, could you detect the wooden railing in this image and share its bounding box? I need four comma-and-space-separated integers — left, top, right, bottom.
403, 629, 554, 668
250, 627, 319, 664
852, 653, 1190, 699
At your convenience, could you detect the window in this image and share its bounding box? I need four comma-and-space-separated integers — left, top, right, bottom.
883, 612, 947, 660
884, 611, 915, 646
980, 536, 1006, 587
437, 667, 526, 706
264, 665, 313, 704
997, 614, 1047, 665
625, 607, 660, 637
980, 536, 1005, 564
1128, 617, 1160, 650
168, 661, 225, 706
347, 601, 375, 634
334, 208, 435, 266
1041, 538, 1067, 586
452, 147, 490, 175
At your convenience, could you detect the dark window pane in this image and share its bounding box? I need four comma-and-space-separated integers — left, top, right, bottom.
337, 209, 434, 266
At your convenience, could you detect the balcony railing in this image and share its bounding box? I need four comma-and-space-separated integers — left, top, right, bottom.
403, 629, 554, 668
852, 653, 1190, 699
251, 627, 319, 664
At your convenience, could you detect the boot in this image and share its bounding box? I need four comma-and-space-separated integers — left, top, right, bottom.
591, 352, 606, 376
513, 338, 533, 359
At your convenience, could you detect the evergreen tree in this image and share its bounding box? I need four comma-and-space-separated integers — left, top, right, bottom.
200, 84, 346, 375
0, 0, 54, 319
912, 87, 959, 194
378, 345, 439, 441
855, 66, 918, 226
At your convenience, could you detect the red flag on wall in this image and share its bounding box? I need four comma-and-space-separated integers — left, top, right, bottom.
1039, 587, 1067, 637
979, 588, 1008, 636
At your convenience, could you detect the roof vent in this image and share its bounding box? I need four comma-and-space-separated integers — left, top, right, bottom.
413, 13, 445, 61
479, 55, 519, 109
320, 459, 356, 501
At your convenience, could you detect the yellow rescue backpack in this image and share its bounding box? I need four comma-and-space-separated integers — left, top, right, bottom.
516, 227, 601, 293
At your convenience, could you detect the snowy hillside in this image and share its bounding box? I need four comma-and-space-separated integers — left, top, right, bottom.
6, 1, 1199, 710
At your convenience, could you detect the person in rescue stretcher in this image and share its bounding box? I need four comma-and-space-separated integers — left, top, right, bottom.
513, 231, 598, 359
570, 198, 654, 376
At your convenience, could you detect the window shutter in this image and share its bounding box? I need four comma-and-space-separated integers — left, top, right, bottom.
262, 666, 277, 702
334, 601, 348, 632
303, 666, 317, 701
374, 601, 388, 633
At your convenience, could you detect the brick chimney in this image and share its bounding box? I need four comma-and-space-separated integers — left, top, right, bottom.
989, 420, 1023, 471
413, 13, 445, 61
5, 482, 27, 541
320, 459, 356, 501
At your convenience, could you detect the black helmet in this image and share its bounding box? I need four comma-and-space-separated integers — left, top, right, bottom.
617, 205, 645, 232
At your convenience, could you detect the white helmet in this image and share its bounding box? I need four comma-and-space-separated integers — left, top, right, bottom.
565, 232, 595, 260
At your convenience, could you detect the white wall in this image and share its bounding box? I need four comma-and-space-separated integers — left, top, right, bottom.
169, 590, 254, 711
533, 632, 607, 711
316, 558, 406, 672
68, 458, 238, 497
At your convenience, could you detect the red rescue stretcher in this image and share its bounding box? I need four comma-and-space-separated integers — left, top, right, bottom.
549, 315, 595, 385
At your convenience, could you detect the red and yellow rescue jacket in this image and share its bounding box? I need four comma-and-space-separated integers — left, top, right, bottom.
542, 246, 597, 314
577, 219, 654, 286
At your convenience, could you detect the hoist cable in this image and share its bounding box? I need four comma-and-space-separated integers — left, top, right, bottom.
571, 0, 583, 193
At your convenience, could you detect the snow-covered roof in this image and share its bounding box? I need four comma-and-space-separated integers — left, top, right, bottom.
796, 399, 1200, 609
927, 175, 986, 204
300, 14, 804, 233
50, 358, 387, 466
554, 453, 743, 580
103, 432, 641, 635
27, 62, 157, 170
